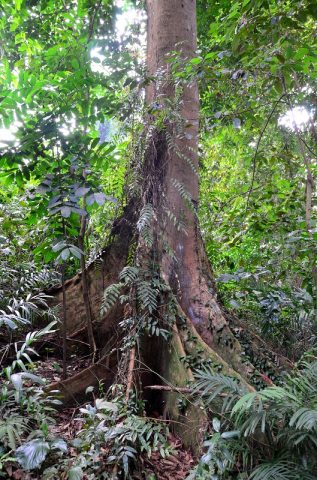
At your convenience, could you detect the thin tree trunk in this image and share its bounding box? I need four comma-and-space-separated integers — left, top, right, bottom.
282, 79, 317, 302
61, 264, 68, 379
292, 118, 317, 295
78, 210, 97, 357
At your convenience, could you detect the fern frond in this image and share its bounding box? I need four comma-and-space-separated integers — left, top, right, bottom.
137, 281, 158, 314
0, 415, 27, 450
137, 204, 154, 247
165, 208, 188, 233
119, 266, 139, 285
101, 283, 122, 314
192, 367, 246, 411
289, 361, 317, 397
278, 428, 317, 449
232, 387, 290, 416
137, 204, 153, 231
240, 411, 267, 436
174, 148, 198, 175
172, 179, 193, 207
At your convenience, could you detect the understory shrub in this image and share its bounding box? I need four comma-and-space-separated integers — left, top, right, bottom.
188, 360, 317, 479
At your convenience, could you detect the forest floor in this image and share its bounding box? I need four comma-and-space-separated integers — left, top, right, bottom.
4, 354, 195, 480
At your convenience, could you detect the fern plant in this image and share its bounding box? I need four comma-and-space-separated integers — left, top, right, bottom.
172, 178, 195, 211
101, 264, 173, 340
137, 203, 154, 247
0, 258, 59, 332
188, 361, 317, 479
0, 321, 62, 471
101, 282, 123, 314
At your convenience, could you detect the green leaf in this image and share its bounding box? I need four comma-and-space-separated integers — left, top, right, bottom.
10, 373, 23, 391
212, 417, 221, 432
52, 241, 67, 252
71, 58, 80, 70
50, 438, 68, 453
221, 430, 240, 439
95, 399, 118, 412
61, 206, 72, 218
16, 439, 50, 470
190, 57, 202, 65
15, 0, 23, 11
68, 466, 84, 480
69, 246, 83, 259
60, 248, 70, 261
75, 187, 90, 197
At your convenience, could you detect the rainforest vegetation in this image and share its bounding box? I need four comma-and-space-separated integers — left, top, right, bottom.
1, 0, 317, 478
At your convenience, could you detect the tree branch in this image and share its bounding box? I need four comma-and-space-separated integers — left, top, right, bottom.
245, 93, 286, 210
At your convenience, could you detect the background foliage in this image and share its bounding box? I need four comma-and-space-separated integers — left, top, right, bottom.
0, 0, 317, 478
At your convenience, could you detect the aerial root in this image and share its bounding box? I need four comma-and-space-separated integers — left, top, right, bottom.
125, 346, 136, 403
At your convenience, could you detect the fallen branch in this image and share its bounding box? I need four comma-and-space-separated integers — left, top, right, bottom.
145, 384, 192, 393
145, 384, 227, 397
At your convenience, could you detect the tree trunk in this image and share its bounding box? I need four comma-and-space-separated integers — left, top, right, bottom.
144, 0, 247, 370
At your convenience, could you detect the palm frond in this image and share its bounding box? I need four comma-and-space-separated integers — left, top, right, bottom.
289, 407, 317, 431
250, 460, 317, 480
192, 366, 247, 411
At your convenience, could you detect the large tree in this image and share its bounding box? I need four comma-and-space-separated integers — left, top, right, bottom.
0, 0, 291, 451
46, 0, 287, 448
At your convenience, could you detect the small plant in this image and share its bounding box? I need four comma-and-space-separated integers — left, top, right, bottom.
43, 385, 172, 480
51, 389, 172, 479
0, 322, 65, 473
217, 268, 316, 359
